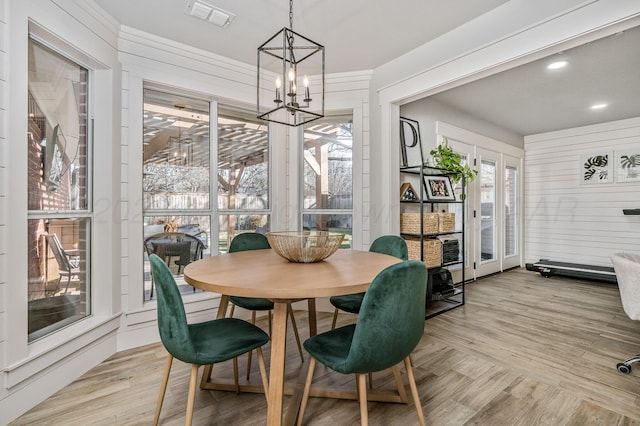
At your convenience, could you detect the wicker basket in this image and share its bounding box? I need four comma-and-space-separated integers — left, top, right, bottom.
400, 213, 439, 234
405, 238, 442, 268
266, 231, 345, 263
438, 213, 456, 233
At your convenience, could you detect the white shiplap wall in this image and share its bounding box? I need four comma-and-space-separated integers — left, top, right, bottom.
524, 117, 640, 267
115, 27, 373, 349
0, 0, 7, 387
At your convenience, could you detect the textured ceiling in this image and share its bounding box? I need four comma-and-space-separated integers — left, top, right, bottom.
93, 0, 508, 73
93, 1, 640, 137
429, 25, 640, 136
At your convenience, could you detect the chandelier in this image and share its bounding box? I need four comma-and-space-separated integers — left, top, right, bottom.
257, 0, 325, 126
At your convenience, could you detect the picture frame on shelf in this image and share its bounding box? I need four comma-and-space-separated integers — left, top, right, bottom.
580, 150, 613, 184
614, 148, 640, 183
400, 182, 419, 201
423, 175, 455, 201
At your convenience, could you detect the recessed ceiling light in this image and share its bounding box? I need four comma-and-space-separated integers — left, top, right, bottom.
590, 103, 608, 110
547, 60, 568, 70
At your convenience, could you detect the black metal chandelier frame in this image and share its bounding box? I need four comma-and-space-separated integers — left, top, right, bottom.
257, 0, 325, 127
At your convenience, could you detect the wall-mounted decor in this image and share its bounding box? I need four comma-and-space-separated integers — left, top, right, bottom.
580, 150, 613, 184
400, 182, 419, 201
615, 148, 640, 183
423, 175, 455, 201
400, 117, 424, 167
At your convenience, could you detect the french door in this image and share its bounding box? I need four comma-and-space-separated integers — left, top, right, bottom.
443, 131, 523, 280
476, 148, 501, 277
502, 154, 521, 270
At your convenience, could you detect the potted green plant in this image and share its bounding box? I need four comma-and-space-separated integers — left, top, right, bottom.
428, 138, 478, 185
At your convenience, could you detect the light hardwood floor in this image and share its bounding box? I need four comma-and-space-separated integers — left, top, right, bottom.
11, 268, 640, 425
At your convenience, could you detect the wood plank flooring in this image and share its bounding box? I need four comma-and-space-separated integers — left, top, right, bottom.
11, 268, 640, 425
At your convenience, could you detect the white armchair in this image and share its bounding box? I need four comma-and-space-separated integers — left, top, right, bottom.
611, 252, 640, 373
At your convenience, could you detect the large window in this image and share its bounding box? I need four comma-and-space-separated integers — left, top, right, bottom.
141, 91, 269, 298
27, 38, 91, 341
302, 114, 353, 248
217, 105, 270, 252
142, 88, 211, 300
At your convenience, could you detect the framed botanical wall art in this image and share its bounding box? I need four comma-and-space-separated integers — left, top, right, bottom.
580, 150, 613, 184
423, 175, 455, 201
615, 148, 640, 183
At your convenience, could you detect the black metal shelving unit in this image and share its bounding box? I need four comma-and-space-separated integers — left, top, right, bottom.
400, 165, 466, 319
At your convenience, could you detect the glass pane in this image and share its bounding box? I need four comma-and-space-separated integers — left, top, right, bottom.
218, 105, 269, 210
28, 39, 89, 211
480, 160, 496, 262
143, 89, 210, 210
448, 153, 468, 268
302, 214, 352, 249
143, 215, 210, 300
218, 215, 270, 253
303, 116, 353, 210
505, 165, 518, 257
28, 218, 90, 342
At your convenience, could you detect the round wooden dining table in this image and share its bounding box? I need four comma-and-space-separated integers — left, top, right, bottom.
184, 248, 402, 426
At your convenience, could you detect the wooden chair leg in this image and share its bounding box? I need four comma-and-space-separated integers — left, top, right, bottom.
233, 357, 240, 394
185, 364, 199, 426
297, 357, 317, 426
256, 347, 269, 403
287, 304, 304, 362
331, 308, 339, 330
391, 364, 408, 403
356, 373, 368, 426
200, 364, 213, 388
229, 303, 236, 318
404, 357, 425, 426
246, 311, 257, 380
154, 354, 173, 426
368, 372, 373, 390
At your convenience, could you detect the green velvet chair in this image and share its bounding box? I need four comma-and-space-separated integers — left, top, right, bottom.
298, 260, 427, 426
330, 235, 409, 329
226, 232, 304, 378
149, 254, 269, 426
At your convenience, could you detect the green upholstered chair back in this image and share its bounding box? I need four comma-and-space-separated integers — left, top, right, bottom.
370, 235, 408, 260
344, 260, 426, 373
229, 233, 270, 253
149, 254, 197, 363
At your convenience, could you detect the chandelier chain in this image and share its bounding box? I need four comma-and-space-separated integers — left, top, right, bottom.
289, 0, 293, 30
287, 0, 295, 63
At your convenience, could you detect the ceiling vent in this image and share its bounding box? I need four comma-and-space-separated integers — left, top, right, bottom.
184, 0, 235, 28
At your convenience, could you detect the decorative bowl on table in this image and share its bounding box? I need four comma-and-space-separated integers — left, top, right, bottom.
266, 231, 345, 263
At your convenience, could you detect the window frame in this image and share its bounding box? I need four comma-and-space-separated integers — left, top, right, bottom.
141, 85, 215, 301
216, 103, 272, 253
26, 34, 94, 342
300, 111, 354, 246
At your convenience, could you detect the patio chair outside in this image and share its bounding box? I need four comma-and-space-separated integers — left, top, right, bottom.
44, 233, 80, 295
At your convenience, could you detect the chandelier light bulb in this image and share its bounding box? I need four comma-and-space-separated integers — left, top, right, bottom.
287, 68, 296, 97
274, 76, 282, 103
303, 75, 311, 103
